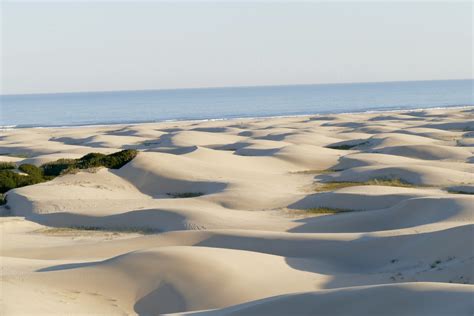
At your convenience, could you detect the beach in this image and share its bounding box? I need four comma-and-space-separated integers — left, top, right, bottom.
1, 106, 473, 315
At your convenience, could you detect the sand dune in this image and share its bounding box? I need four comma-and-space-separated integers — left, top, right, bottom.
332, 152, 473, 172
174, 283, 474, 316
320, 164, 473, 186
289, 185, 443, 211
1, 107, 473, 315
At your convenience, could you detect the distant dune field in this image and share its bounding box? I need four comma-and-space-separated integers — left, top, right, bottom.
1, 107, 473, 315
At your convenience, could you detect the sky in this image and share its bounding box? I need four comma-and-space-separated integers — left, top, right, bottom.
1, 1, 472, 95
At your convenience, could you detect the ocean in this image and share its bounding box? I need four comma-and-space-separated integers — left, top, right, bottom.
1, 79, 473, 128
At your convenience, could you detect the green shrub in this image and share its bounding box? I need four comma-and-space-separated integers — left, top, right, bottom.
19, 164, 43, 178
0, 193, 6, 206
101, 149, 138, 169
16, 172, 44, 187
41, 150, 138, 176
73, 149, 138, 169
42, 159, 77, 177
0, 162, 15, 170
0, 150, 138, 194
73, 149, 138, 170
75, 153, 107, 169
0, 169, 45, 193
0, 171, 18, 193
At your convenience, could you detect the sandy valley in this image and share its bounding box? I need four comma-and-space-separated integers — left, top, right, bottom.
1, 107, 473, 315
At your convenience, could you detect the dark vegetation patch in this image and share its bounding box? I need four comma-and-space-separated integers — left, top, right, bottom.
42, 149, 138, 177
0, 150, 138, 198
326, 141, 369, 150
0, 193, 7, 206
19, 164, 44, 178
167, 192, 205, 198
0, 162, 15, 170
42, 159, 77, 177
445, 187, 474, 195
0, 166, 45, 193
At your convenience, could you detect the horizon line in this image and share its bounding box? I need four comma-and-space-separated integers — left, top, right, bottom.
2, 77, 472, 97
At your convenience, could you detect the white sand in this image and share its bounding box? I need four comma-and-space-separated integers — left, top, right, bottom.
1, 107, 473, 315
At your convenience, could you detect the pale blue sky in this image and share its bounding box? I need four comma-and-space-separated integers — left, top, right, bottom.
1, 1, 472, 94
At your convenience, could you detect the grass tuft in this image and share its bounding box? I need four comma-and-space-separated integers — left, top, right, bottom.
306, 207, 352, 215
290, 169, 335, 175
315, 178, 415, 192
37, 226, 159, 235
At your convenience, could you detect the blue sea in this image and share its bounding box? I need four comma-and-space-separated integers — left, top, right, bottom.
1, 79, 473, 128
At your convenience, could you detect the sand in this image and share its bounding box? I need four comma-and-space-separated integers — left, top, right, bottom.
1, 107, 473, 315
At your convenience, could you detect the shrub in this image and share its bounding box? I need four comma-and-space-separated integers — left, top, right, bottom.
101, 149, 138, 169
42, 159, 77, 177
0, 150, 139, 194
0, 193, 6, 205
74, 150, 138, 169
75, 153, 107, 169
0, 171, 18, 193
41, 150, 138, 176
0, 169, 45, 193
19, 164, 43, 178
0, 162, 15, 170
